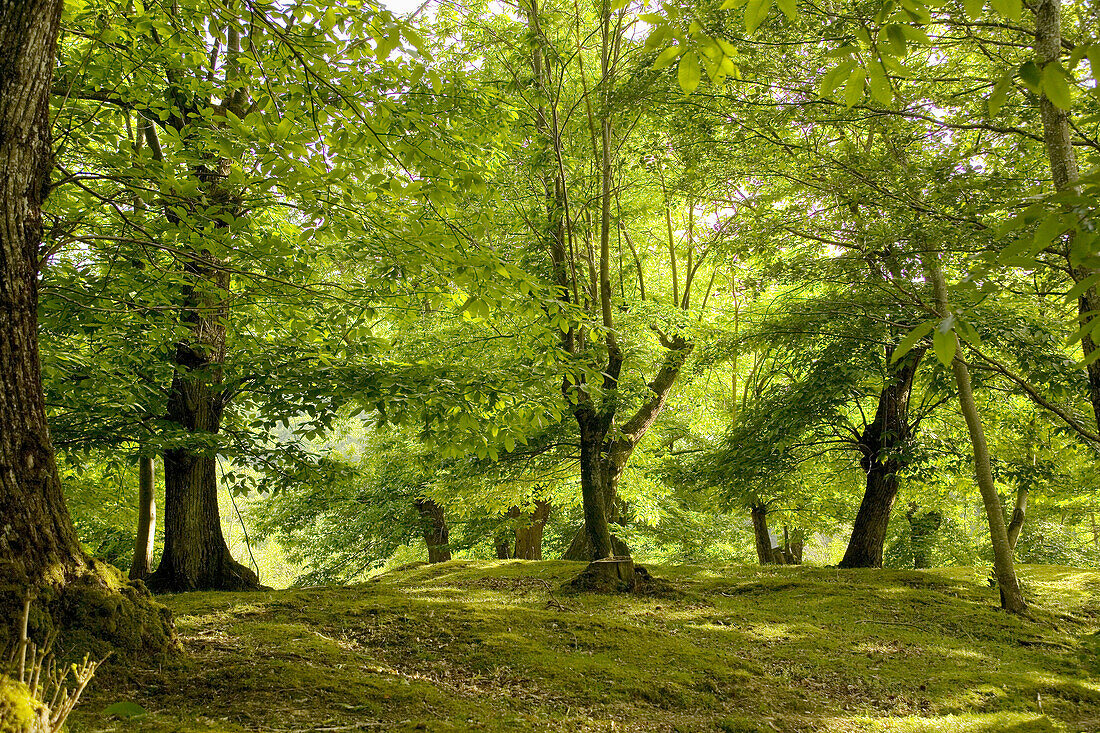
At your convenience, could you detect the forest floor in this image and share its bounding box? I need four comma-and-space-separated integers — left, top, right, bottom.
67, 561, 1100, 733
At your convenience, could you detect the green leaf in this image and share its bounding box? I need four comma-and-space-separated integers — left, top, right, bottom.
104, 702, 148, 719
1077, 339, 1100, 368
819, 60, 856, 98
653, 45, 683, 69
1065, 273, 1100, 304
868, 64, 892, 104
1088, 46, 1100, 83
990, 0, 1021, 20
963, 0, 984, 18
678, 51, 702, 93
898, 24, 931, 45
884, 24, 907, 56
844, 66, 867, 107
1065, 310, 1100, 347
892, 320, 936, 362
1033, 211, 1069, 249
744, 0, 772, 32
776, 0, 798, 22
1019, 61, 1041, 92
932, 323, 957, 367
988, 71, 1013, 117
1041, 62, 1073, 110
643, 25, 671, 51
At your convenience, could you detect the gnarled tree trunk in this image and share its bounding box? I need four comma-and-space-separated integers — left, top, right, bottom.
0, 0, 172, 655
839, 348, 923, 568
415, 498, 451, 563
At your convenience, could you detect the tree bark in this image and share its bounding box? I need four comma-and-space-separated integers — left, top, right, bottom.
1033, 0, 1100, 429
129, 455, 157, 580
751, 505, 776, 565
0, 0, 173, 655
839, 348, 924, 568
1006, 486, 1028, 551
494, 527, 513, 559
576, 408, 614, 560
0, 0, 82, 592
926, 255, 1027, 614
512, 501, 552, 560
145, 253, 259, 592
415, 498, 451, 563
785, 527, 804, 564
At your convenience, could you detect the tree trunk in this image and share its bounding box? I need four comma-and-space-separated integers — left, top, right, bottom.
839, 348, 923, 568
0, 0, 81, 590
512, 501, 552, 560
575, 408, 614, 560
146, 300, 259, 592
494, 526, 513, 559
1033, 0, 1100, 429
1006, 486, 1028, 551
415, 498, 451, 563
562, 442, 631, 560
907, 504, 942, 569
751, 505, 776, 565
926, 255, 1027, 614
786, 527, 804, 564
0, 0, 172, 656
129, 455, 157, 581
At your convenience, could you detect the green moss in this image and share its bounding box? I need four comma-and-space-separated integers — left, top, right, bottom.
1, 560, 177, 667
0, 677, 44, 733
66, 563, 1100, 732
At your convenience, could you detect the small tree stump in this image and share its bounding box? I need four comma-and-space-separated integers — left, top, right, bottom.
561, 555, 635, 594
588, 556, 635, 583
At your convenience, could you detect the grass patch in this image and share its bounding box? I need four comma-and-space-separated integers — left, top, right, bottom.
68, 563, 1100, 732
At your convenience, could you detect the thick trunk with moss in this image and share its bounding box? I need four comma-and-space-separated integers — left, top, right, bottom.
0, 1, 173, 656
129, 455, 156, 581
415, 499, 451, 563
839, 349, 923, 569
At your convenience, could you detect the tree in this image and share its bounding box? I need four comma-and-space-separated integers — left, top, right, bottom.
0, 0, 171, 654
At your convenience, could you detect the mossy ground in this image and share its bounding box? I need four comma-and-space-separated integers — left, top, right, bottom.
67, 563, 1100, 732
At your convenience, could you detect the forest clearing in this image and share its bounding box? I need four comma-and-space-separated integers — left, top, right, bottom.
69, 562, 1100, 732
3, 0, 1100, 730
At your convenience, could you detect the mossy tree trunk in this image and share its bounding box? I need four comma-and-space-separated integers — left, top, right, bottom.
415, 499, 451, 563
839, 348, 923, 569
751, 505, 776, 565
129, 455, 156, 581
0, 0, 173, 656
925, 254, 1027, 614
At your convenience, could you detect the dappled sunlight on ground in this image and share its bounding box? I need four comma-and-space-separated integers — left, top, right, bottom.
68, 562, 1099, 732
